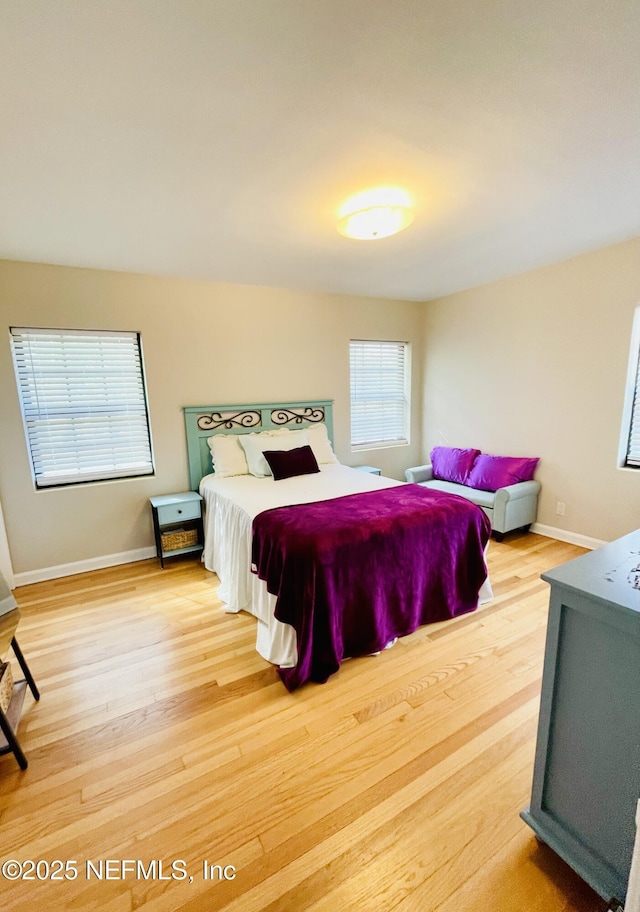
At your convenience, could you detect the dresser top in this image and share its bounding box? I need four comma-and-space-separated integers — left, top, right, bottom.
541, 529, 640, 614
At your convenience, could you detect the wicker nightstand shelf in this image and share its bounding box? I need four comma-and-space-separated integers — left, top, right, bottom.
150, 492, 204, 568
0, 611, 40, 771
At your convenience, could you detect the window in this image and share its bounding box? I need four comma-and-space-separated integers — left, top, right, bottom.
350, 340, 410, 449
618, 305, 640, 469
11, 328, 154, 488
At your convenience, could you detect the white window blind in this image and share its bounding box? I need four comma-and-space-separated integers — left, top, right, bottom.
619, 306, 640, 469
11, 328, 154, 488
350, 340, 410, 449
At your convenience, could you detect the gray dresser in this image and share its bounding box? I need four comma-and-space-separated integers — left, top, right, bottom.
521, 529, 640, 905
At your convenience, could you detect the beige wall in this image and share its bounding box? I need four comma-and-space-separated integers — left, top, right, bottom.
3, 238, 637, 577
0, 260, 424, 576
421, 238, 640, 543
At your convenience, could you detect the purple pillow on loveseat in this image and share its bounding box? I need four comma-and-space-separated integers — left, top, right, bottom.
466, 454, 539, 492
430, 446, 481, 485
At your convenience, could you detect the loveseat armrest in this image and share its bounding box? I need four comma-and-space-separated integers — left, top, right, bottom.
493, 480, 541, 535
405, 464, 434, 484
494, 480, 541, 505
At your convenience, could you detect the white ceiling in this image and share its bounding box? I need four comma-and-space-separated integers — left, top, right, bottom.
1, 1, 638, 301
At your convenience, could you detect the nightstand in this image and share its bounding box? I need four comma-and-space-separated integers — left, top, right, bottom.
150, 492, 204, 568
355, 465, 382, 475
0, 606, 40, 770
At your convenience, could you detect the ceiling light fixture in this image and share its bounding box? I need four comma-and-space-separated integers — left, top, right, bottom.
337, 186, 414, 240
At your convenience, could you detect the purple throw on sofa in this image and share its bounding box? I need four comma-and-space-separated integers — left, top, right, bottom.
251, 484, 491, 691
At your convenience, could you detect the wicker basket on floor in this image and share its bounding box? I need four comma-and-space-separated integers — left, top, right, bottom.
161, 528, 199, 552
0, 661, 13, 714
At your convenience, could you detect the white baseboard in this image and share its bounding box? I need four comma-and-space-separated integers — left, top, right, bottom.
14, 546, 157, 587
11, 525, 607, 587
530, 523, 607, 551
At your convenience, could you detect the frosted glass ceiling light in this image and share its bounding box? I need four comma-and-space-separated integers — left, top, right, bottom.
337, 187, 414, 240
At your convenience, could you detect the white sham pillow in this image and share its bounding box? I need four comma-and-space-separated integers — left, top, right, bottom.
206, 428, 290, 477
305, 423, 339, 464
207, 434, 249, 478
239, 430, 309, 477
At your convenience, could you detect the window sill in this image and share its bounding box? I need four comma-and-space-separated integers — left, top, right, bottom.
351, 441, 410, 453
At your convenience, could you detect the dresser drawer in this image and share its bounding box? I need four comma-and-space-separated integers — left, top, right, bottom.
157, 500, 201, 525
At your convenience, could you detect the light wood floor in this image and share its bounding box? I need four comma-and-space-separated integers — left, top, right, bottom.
0, 533, 609, 912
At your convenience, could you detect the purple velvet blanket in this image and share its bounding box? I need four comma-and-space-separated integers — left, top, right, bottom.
251, 484, 491, 691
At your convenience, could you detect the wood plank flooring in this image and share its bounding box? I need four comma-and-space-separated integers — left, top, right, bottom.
0, 533, 609, 911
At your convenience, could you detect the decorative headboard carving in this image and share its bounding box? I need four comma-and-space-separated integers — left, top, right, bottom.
183, 400, 334, 491
196, 410, 262, 432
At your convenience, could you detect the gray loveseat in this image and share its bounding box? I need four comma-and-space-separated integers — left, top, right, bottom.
405, 463, 540, 540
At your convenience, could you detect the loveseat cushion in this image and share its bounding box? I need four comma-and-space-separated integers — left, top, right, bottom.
430, 446, 481, 485
466, 454, 539, 492
423, 479, 497, 509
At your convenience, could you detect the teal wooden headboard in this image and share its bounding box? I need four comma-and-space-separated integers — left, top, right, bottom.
183, 399, 334, 491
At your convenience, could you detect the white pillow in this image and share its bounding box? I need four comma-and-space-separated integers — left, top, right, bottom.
207, 434, 249, 478
239, 430, 309, 477
305, 423, 339, 464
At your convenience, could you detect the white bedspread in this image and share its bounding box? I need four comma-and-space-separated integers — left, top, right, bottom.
199, 465, 492, 668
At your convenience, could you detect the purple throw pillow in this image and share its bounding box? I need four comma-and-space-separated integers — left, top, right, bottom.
263, 445, 320, 481
466, 454, 539, 492
430, 446, 481, 485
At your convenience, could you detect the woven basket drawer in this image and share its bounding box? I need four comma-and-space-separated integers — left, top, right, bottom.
161, 528, 199, 552
0, 661, 13, 714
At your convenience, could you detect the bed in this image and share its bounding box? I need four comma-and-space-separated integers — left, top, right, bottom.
184, 400, 492, 691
